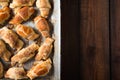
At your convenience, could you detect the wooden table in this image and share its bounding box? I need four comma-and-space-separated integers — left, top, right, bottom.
61, 0, 120, 80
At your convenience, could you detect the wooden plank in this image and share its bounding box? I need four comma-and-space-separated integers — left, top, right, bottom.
79, 0, 110, 80
61, 0, 80, 79
110, 0, 120, 80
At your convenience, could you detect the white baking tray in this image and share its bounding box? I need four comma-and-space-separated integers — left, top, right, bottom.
25, 0, 61, 80
26, 0, 61, 79
51, 0, 61, 80
49, 0, 61, 80
1, 0, 61, 80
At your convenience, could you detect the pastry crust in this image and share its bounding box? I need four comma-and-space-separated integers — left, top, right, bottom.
10, 0, 35, 9
0, 0, 9, 8
34, 16, 50, 38
5, 67, 26, 79
11, 43, 39, 66
27, 58, 52, 80
35, 38, 54, 61
0, 27, 24, 51
0, 40, 12, 61
0, 7, 10, 24
16, 24, 39, 40
9, 7, 35, 25
36, 0, 51, 18
0, 62, 3, 78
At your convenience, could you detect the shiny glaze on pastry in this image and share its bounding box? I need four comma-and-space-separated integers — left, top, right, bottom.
16, 24, 39, 40
27, 58, 52, 80
34, 16, 50, 38
9, 7, 35, 25
0, 7, 10, 24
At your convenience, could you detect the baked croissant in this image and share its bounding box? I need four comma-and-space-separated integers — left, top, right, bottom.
36, 0, 51, 18
0, 0, 9, 8
9, 7, 35, 25
10, 0, 35, 9
11, 43, 39, 66
0, 61, 3, 78
34, 16, 50, 38
35, 38, 54, 61
27, 58, 52, 80
0, 40, 12, 61
0, 7, 10, 24
5, 67, 27, 80
0, 27, 24, 51
16, 24, 39, 40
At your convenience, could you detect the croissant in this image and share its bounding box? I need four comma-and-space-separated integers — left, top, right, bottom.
0, 7, 10, 24
27, 58, 52, 80
0, 61, 3, 78
0, 40, 12, 61
36, 0, 51, 18
16, 24, 39, 40
0, 27, 24, 51
10, 0, 35, 9
34, 16, 50, 38
35, 38, 54, 61
5, 67, 26, 79
11, 43, 39, 66
9, 7, 35, 25
0, 0, 9, 8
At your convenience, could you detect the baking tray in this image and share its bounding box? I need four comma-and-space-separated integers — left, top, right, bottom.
22, 0, 61, 79
47, 0, 61, 80
0, 0, 61, 80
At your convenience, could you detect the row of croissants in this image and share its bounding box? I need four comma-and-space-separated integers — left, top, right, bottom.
0, 0, 54, 80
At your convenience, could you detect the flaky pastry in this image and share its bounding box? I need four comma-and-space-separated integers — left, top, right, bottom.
11, 43, 39, 66
5, 67, 26, 80
0, 27, 24, 51
9, 7, 35, 25
34, 16, 50, 38
35, 38, 54, 61
27, 58, 52, 80
16, 24, 39, 40
36, 0, 51, 18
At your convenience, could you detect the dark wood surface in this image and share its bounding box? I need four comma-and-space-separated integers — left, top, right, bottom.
61, 0, 120, 80
79, 0, 110, 80
110, 0, 120, 80
61, 0, 80, 80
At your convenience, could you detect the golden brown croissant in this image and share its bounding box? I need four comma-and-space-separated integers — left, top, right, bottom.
0, 0, 9, 8
11, 43, 39, 66
9, 7, 35, 25
0, 7, 10, 24
35, 38, 54, 61
0, 40, 12, 61
0, 27, 24, 51
34, 16, 50, 38
0, 61, 3, 78
27, 58, 52, 80
36, 0, 51, 18
5, 67, 26, 79
16, 24, 39, 40
10, 0, 35, 9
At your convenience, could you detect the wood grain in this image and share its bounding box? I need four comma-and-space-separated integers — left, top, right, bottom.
110, 0, 120, 80
79, 0, 110, 80
61, 0, 80, 79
